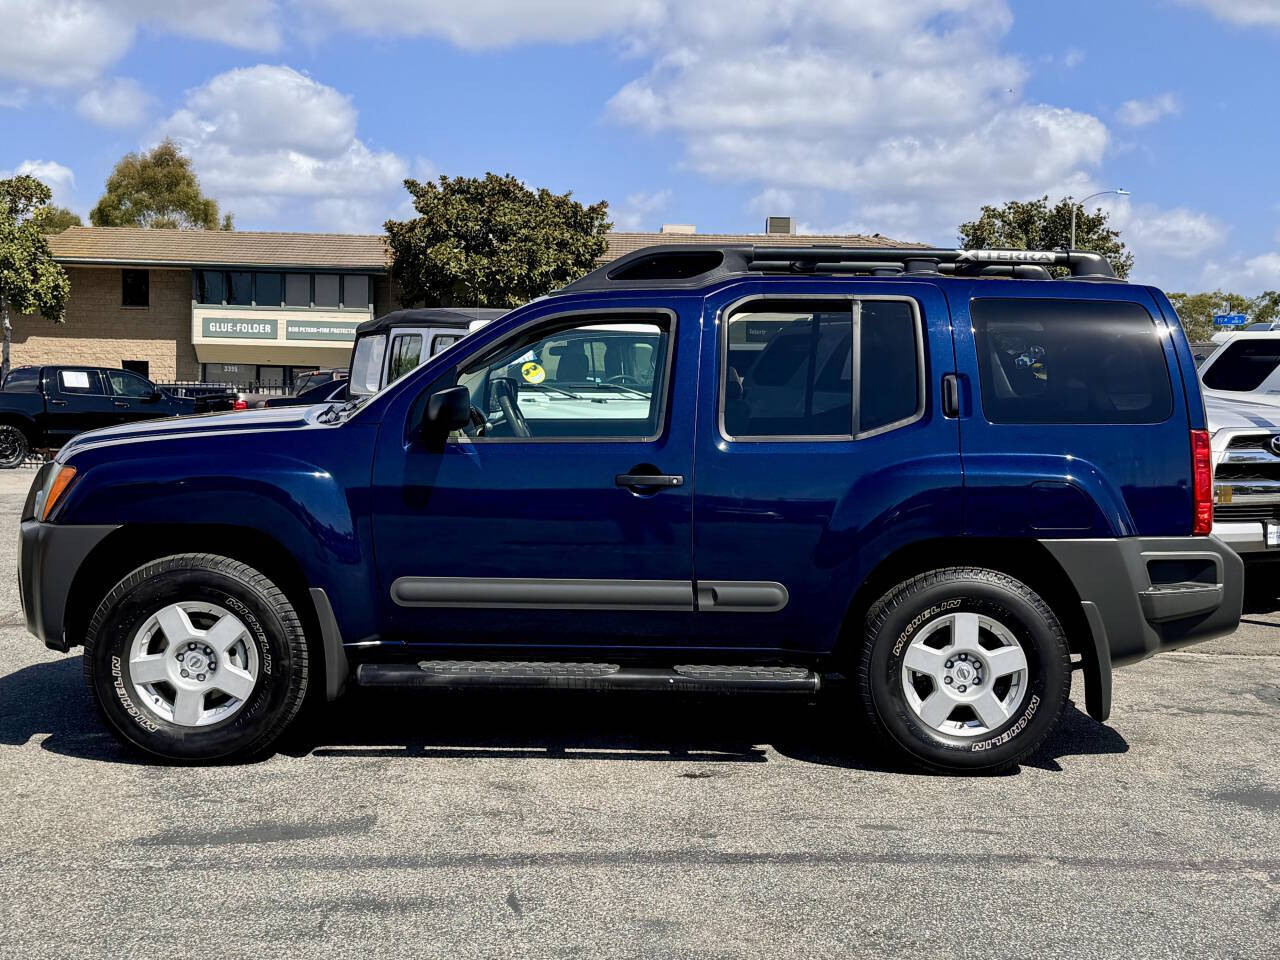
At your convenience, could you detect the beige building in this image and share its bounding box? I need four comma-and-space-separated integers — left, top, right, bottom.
13, 221, 916, 388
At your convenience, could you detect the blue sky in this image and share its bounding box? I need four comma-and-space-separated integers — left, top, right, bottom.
3, 0, 1280, 292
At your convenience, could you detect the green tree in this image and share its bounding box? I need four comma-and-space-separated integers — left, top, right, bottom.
40, 205, 82, 234
385, 173, 611, 308
90, 139, 232, 230
0, 176, 71, 380
958, 195, 1134, 279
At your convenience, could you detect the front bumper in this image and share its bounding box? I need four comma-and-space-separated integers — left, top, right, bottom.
1212, 520, 1280, 558
19, 518, 119, 652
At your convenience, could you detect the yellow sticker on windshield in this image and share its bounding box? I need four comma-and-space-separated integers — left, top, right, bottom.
521, 361, 546, 385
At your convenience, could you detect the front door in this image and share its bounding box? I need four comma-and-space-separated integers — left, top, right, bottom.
103, 368, 164, 425
691, 280, 963, 655
369, 298, 700, 649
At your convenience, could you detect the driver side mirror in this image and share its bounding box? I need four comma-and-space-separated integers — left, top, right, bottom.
419, 385, 471, 440
143, 388, 162, 403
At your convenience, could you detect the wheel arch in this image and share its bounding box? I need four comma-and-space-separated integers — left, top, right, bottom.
0, 412, 37, 443
835, 537, 1107, 720
63, 523, 347, 701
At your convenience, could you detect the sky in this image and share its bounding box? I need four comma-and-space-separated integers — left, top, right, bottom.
3, 0, 1280, 293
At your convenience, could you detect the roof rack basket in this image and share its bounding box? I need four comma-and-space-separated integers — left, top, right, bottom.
559, 244, 1118, 294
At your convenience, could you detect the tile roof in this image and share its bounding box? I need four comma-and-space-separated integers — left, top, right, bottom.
49, 226, 390, 270
604, 230, 925, 260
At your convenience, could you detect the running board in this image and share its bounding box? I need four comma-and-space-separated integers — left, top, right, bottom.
355, 661, 820, 694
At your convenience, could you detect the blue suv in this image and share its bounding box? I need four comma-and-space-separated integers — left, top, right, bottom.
18, 245, 1243, 772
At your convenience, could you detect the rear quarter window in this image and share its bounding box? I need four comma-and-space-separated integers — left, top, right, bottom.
971, 298, 1173, 425
1201, 339, 1280, 393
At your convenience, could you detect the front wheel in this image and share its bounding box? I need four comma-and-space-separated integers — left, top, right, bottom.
83, 554, 310, 762
857, 567, 1071, 774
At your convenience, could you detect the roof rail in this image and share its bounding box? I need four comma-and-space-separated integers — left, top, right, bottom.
558, 243, 1118, 294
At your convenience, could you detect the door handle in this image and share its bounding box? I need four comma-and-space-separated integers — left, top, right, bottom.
942, 374, 960, 418
50, 400, 68, 406
113, 401, 129, 408
616, 473, 684, 490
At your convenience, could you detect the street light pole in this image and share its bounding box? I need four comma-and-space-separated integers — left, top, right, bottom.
1071, 188, 1130, 249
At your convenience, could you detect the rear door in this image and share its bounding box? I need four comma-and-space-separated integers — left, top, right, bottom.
691, 279, 963, 655
945, 282, 1191, 537
43, 368, 117, 444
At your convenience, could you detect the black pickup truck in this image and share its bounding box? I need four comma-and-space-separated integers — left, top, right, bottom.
0, 365, 223, 467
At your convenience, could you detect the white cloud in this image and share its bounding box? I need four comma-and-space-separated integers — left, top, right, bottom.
1108, 199, 1227, 258
1063, 48, 1085, 68
1199, 252, 1280, 294
1116, 92, 1180, 127
155, 65, 406, 231
1177, 0, 1280, 26
2, 159, 77, 207
612, 189, 672, 230
76, 77, 152, 128
0, 0, 279, 93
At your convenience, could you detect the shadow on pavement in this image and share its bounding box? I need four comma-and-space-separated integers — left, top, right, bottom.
0, 656, 1129, 774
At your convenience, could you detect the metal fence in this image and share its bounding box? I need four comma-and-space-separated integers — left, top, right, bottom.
158, 380, 292, 398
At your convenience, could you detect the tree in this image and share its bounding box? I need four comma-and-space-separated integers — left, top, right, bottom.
385, 173, 611, 308
958, 195, 1134, 279
0, 176, 70, 380
40, 206, 82, 234
90, 139, 232, 230
1167, 290, 1280, 343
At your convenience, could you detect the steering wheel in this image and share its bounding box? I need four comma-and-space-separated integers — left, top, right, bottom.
606, 374, 644, 387
490, 377, 531, 439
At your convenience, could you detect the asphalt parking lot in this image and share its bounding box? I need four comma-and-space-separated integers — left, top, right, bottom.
0, 468, 1275, 959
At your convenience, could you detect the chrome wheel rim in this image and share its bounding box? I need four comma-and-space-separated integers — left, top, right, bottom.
128, 601, 259, 727
900, 611, 1029, 738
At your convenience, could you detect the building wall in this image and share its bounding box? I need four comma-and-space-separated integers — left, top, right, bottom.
11, 267, 200, 381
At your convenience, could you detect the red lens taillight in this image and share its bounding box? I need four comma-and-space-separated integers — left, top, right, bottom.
1192, 428, 1212, 535
233, 399, 247, 411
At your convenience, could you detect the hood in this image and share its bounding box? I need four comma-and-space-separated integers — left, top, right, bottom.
58, 405, 315, 460
1204, 393, 1280, 433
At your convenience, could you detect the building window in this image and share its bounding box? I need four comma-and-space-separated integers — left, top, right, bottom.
284, 273, 310, 307
314, 274, 340, 308
343, 275, 369, 309
122, 269, 149, 307
197, 270, 226, 304
122, 360, 150, 378
228, 271, 254, 306
256, 272, 283, 306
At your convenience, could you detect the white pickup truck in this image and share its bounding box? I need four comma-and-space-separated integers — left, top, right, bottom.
1206, 392, 1280, 561
1199, 331, 1280, 406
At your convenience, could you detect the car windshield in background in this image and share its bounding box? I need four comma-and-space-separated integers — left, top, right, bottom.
349, 334, 386, 397
1202, 339, 1280, 393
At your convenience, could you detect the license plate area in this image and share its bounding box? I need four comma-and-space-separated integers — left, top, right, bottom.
1266, 520, 1280, 549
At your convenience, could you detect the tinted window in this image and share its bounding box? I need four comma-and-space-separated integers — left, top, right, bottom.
314, 274, 340, 308
388, 334, 424, 383
972, 299, 1172, 424
107, 369, 154, 398
343, 275, 369, 309
284, 273, 310, 307
860, 301, 921, 432
3, 368, 39, 392
227, 272, 253, 306
456, 319, 669, 440
1202, 340, 1280, 393
196, 270, 225, 304
57, 369, 104, 394
122, 269, 149, 307
724, 305, 854, 438
256, 272, 283, 306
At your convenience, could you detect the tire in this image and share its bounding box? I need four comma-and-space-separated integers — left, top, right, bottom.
0, 424, 28, 468
83, 554, 309, 762
857, 567, 1071, 774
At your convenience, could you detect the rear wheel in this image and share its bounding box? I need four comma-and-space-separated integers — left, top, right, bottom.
0, 424, 28, 468
857, 567, 1071, 773
83, 554, 309, 762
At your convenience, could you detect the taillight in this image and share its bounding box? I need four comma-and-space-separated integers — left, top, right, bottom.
233, 399, 247, 411
1192, 429, 1212, 535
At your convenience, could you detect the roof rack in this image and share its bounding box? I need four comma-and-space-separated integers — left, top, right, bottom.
558, 243, 1119, 294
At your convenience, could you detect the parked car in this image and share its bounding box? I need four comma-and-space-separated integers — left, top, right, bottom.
0, 365, 223, 467
260, 376, 348, 408
348, 307, 506, 398
290, 368, 347, 395
19, 244, 1242, 772
1198, 331, 1280, 404
1205, 392, 1280, 563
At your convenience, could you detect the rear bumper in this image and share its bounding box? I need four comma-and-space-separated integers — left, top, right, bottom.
1040, 536, 1243, 724
19, 519, 119, 652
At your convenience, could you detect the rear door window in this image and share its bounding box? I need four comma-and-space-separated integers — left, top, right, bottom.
1201, 339, 1280, 393
57, 369, 105, 395
971, 298, 1173, 424
387, 334, 424, 383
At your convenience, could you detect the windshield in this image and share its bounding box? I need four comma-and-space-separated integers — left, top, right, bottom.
349, 334, 386, 397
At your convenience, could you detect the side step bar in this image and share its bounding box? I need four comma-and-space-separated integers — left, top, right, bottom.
356, 661, 820, 694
